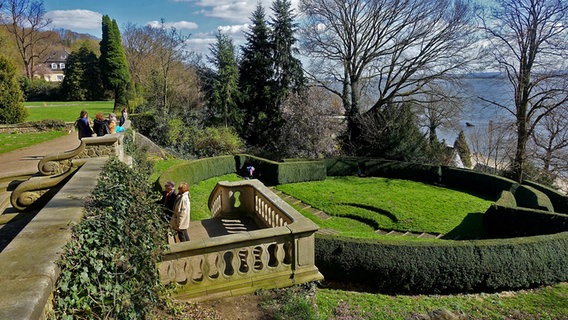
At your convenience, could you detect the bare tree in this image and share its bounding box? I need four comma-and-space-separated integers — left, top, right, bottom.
482, 0, 568, 182
413, 81, 463, 145
1, 0, 52, 78
122, 21, 191, 111
530, 106, 568, 177
278, 86, 343, 158
467, 120, 516, 174
299, 0, 480, 147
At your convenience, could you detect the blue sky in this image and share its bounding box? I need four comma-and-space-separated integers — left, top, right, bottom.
43, 0, 297, 56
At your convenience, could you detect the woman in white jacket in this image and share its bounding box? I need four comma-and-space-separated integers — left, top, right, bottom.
171, 182, 190, 242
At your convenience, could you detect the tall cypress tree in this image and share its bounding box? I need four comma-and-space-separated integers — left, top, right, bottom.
208, 32, 241, 129
239, 4, 276, 150
100, 15, 131, 111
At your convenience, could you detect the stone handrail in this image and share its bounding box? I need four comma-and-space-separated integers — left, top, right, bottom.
11, 121, 131, 211
158, 179, 323, 301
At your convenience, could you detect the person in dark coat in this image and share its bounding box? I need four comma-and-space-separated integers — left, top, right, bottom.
92, 112, 110, 136
75, 110, 94, 140
160, 181, 177, 222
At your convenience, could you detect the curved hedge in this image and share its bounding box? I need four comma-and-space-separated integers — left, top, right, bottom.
158, 155, 568, 293
315, 232, 568, 294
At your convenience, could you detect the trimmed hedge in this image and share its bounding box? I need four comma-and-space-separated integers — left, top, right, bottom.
315, 233, 568, 294
157, 155, 236, 189
483, 204, 568, 237
495, 190, 516, 207
512, 184, 554, 212
523, 180, 568, 213
440, 166, 519, 200
234, 154, 326, 185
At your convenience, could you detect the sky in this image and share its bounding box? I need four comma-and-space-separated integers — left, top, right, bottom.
43, 0, 299, 58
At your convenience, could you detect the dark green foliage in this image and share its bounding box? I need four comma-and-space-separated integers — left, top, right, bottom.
363, 159, 441, 184
157, 155, 237, 188
19, 78, 62, 101
269, 0, 305, 101
454, 130, 472, 168
61, 45, 105, 101
239, 4, 279, 149
512, 184, 554, 212
483, 204, 568, 237
207, 32, 242, 129
100, 15, 131, 110
355, 104, 430, 162
440, 166, 519, 200
523, 180, 568, 213
495, 190, 516, 207
53, 158, 166, 319
237, 154, 326, 185
315, 233, 568, 294
0, 55, 27, 124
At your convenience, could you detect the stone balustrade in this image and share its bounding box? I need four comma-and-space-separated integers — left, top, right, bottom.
158, 179, 323, 301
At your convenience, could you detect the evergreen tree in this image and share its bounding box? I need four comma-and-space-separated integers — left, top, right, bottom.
0, 54, 27, 124
270, 0, 304, 100
61, 46, 105, 101
239, 4, 276, 150
454, 130, 472, 168
208, 32, 242, 128
100, 15, 131, 111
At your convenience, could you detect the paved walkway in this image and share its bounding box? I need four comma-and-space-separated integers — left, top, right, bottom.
0, 132, 81, 177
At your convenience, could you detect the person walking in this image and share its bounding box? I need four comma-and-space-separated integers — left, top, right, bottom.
171, 182, 190, 242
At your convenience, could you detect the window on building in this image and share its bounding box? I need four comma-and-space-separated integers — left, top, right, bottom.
56, 75, 64, 81
51, 63, 58, 70
59, 63, 65, 69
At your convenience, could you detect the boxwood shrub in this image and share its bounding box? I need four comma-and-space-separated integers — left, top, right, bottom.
483, 204, 568, 237
315, 233, 568, 294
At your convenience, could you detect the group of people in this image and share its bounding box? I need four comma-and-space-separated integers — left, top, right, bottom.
74, 108, 128, 140
160, 181, 191, 243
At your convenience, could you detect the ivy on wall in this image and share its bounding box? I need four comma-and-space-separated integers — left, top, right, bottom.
52, 157, 167, 319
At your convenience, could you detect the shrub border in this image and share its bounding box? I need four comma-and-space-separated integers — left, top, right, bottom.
158, 156, 568, 293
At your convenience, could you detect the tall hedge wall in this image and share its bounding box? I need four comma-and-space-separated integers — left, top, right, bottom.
483, 204, 568, 237
157, 155, 236, 189
236, 154, 326, 185
440, 166, 519, 200
523, 180, 568, 213
315, 233, 568, 294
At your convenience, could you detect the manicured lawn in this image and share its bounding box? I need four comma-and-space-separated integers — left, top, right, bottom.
275, 176, 493, 238
316, 282, 568, 320
25, 101, 114, 122
175, 173, 567, 319
0, 130, 67, 154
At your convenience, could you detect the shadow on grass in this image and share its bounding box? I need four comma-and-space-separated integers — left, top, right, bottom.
441, 212, 488, 240
336, 203, 398, 230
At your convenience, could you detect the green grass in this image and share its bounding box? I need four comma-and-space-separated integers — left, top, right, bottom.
158, 172, 567, 319
25, 101, 114, 122
275, 176, 492, 238
0, 130, 68, 154
315, 282, 568, 319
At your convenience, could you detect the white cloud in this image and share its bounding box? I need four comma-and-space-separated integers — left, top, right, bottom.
45, 10, 102, 30
217, 24, 248, 35
146, 20, 199, 30
174, 0, 279, 23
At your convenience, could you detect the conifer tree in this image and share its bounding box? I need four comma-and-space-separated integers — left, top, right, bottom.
208, 32, 241, 128
239, 3, 277, 149
270, 0, 304, 101
100, 15, 131, 111
0, 54, 27, 124
61, 46, 104, 101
